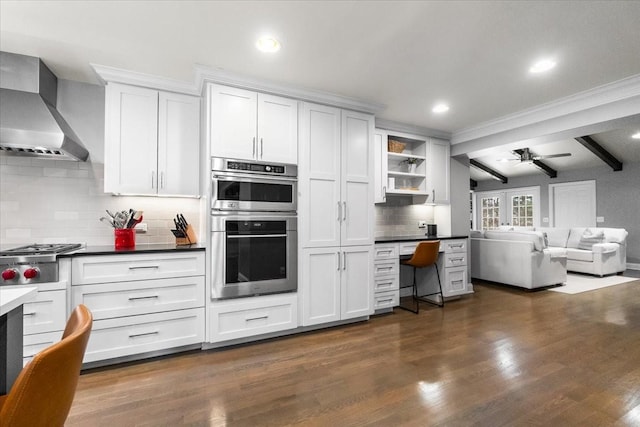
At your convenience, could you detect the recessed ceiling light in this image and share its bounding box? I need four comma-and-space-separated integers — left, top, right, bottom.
632, 132, 640, 139
256, 36, 281, 53
432, 103, 449, 114
529, 59, 556, 74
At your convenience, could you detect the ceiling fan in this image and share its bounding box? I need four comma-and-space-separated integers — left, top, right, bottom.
498, 147, 572, 164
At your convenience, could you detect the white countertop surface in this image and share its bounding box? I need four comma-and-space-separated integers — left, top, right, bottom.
0, 286, 38, 316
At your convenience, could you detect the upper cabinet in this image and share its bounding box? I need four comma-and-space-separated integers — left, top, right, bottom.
104, 83, 200, 197
209, 84, 298, 164
374, 129, 450, 204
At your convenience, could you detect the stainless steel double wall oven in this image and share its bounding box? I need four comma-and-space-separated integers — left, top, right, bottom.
211, 157, 297, 299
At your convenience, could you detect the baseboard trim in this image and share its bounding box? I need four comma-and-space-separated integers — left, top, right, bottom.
626, 262, 640, 271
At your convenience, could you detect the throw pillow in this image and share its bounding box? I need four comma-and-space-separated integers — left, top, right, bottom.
577, 229, 604, 250
542, 232, 549, 248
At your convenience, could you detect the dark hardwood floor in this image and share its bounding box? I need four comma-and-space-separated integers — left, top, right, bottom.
67, 277, 640, 426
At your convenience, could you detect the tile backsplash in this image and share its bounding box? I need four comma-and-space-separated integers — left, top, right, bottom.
0, 156, 202, 248
375, 197, 435, 237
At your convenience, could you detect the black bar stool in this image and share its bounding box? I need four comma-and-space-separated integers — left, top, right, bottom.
398, 240, 444, 313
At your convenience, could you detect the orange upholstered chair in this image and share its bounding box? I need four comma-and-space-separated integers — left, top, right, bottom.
0, 304, 93, 427
399, 240, 444, 313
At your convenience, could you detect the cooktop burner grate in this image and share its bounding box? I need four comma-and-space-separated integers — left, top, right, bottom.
0, 243, 82, 257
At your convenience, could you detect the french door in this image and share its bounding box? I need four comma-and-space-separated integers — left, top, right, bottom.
474, 186, 540, 230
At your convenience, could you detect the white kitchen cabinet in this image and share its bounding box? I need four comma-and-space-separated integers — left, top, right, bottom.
300, 246, 373, 326
208, 293, 298, 343
209, 84, 298, 164
427, 138, 451, 204
299, 103, 374, 248
374, 130, 388, 204
21, 258, 69, 366
440, 239, 472, 297
104, 83, 200, 196
71, 250, 206, 365
373, 243, 399, 313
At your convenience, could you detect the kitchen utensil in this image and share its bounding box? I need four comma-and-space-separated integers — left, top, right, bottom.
126, 210, 143, 228
170, 229, 185, 238
100, 217, 115, 228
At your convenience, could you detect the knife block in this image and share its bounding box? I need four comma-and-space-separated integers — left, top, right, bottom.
175, 224, 198, 246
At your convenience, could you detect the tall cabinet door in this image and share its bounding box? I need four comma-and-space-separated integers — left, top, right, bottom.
104, 83, 158, 194
157, 92, 200, 196
300, 247, 342, 326
427, 138, 450, 204
257, 93, 298, 164
299, 102, 342, 248
373, 130, 388, 204
341, 110, 374, 246
341, 246, 374, 320
210, 84, 257, 160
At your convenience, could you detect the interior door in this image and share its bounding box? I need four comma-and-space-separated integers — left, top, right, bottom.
549, 180, 596, 227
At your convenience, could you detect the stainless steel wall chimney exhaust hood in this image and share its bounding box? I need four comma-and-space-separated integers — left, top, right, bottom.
0, 51, 89, 161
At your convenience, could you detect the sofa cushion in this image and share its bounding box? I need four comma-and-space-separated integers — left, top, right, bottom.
567, 227, 587, 249
537, 227, 570, 248
599, 228, 628, 244
543, 247, 567, 259
566, 248, 594, 262
577, 229, 605, 250
470, 230, 485, 238
484, 230, 546, 251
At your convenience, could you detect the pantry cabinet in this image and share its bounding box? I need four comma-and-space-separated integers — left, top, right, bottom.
209, 84, 298, 164
104, 83, 200, 196
298, 102, 375, 326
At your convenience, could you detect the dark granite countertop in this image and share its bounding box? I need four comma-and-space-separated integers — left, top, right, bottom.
375, 235, 468, 244
60, 243, 206, 257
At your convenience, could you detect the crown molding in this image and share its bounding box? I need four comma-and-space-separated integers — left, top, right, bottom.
452, 73, 640, 145
90, 63, 200, 95
375, 118, 451, 140
194, 65, 385, 114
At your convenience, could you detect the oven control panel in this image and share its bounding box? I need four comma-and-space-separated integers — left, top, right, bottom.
227, 161, 285, 175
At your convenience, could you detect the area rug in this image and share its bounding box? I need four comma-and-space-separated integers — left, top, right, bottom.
548, 273, 638, 294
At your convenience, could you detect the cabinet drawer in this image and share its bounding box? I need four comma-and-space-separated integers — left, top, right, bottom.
399, 242, 419, 256
443, 239, 467, 254
374, 290, 399, 310
374, 244, 398, 260
83, 308, 204, 363
72, 276, 205, 320
374, 275, 399, 292
443, 252, 467, 268
23, 330, 62, 366
374, 259, 399, 278
443, 267, 469, 297
209, 293, 298, 343
23, 289, 67, 335
72, 251, 205, 284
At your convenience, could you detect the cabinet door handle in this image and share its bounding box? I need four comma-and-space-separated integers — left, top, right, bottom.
23, 312, 36, 317
129, 331, 159, 338
343, 251, 347, 270
382, 186, 386, 201
337, 251, 341, 270
246, 315, 269, 322
260, 138, 264, 158
252, 137, 256, 157
160, 172, 164, 189
151, 171, 155, 189
128, 265, 160, 270
432, 189, 435, 201
128, 295, 159, 301
343, 201, 347, 221
337, 202, 342, 222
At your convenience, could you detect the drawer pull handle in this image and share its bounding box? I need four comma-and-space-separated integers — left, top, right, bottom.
23, 312, 36, 317
128, 295, 159, 301
452, 280, 464, 285
378, 298, 393, 304
450, 257, 464, 262
246, 315, 269, 322
129, 331, 159, 338
450, 244, 464, 249
129, 265, 160, 270
378, 250, 392, 256
377, 267, 393, 271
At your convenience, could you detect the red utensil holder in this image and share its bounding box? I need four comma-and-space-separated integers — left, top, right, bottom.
114, 228, 135, 249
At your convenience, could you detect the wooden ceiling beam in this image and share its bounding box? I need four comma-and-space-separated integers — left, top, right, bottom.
469, 159, 508, 183
470, 178, 478, 189
575, 135, 623, 171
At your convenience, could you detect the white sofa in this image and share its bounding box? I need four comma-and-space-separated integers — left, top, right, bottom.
537, 227, 628, 277
471, 230, 567, 289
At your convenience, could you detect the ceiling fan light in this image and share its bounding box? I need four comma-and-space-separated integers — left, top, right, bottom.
632, 132, 640, 140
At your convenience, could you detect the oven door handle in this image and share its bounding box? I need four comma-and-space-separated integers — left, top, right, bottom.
227, 234, 288, 239
212, 173, 297, 184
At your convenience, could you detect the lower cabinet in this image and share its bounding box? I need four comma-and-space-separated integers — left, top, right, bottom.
208, 293, 298, 343
441, 239, 472, 297
373, 243, 399, 312
71, 251, 206, 364
299, 246, 374, 326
